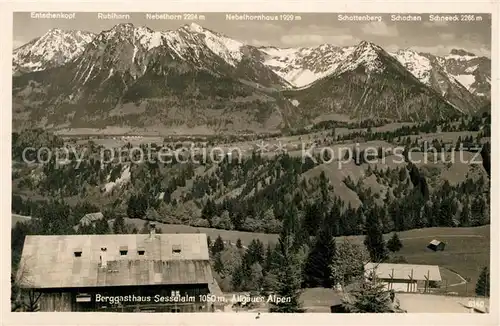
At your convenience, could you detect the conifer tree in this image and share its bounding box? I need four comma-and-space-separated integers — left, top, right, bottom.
112, 216, 126, 234
331, 240, 370, 288
387, 233, 403, 253
475, 267, 490, 297
212, 235, 225, 256
302, 209, 337, 288
231, 265, 244, 291
342, 279, 403, 313
246, 239, 265, 265
459, 201, 470, 227
269, 235, 304, 313
213, 253, 224, 275
264, 243, 273, 273
236, 238, 242, 249
95, 218, 110, 234
364, 209, 388, 262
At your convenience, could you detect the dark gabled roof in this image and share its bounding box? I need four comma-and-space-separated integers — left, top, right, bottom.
18, 233, 212, 289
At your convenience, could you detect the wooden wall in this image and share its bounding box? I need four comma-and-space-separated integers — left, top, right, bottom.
39, 293, 73, 312
36, 284, 214, 312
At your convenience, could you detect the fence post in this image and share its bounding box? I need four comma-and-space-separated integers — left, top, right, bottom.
389, 269, 394, 290
424, 270, 429, 293
407, 269, 414, 292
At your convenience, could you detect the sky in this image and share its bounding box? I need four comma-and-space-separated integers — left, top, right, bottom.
13, 12, 492, 57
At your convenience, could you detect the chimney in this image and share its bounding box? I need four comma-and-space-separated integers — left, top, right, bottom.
149, 222, 156, 238
100, 247, 107, 268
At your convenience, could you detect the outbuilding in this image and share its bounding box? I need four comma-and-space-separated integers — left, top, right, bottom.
364, 262, 442, 293
427, 239, 446, 251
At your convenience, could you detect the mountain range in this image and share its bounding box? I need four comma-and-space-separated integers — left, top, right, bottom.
12, 23, 491, 133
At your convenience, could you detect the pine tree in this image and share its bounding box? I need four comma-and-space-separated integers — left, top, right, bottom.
236, 238, 242, 249
475, 267, 490, 297
364, 209, 388, 262
246, 239, 265, 265
112, 216, 126, 234
269, 235, 304, 313
212, 235, 225, 256
319, 171, 329, 204
231, 265, 244, 291
213, 253, 225, 275
342, 279, 402, 313
470, 196, 486, 226
95, 218, 110, 234
264, 243, 273, 273
302, 224, 337, 288
481, 141, 490, 178
387, 233, 403, 253
459, 201, 470, 227
455, 136, 462, 151
202, 199, 216, 225
331, 240, 370, 287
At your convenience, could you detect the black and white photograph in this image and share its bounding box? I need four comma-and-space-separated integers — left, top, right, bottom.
10, 11, 493, 315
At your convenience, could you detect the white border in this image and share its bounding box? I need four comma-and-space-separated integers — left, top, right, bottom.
1, 1, 498, 325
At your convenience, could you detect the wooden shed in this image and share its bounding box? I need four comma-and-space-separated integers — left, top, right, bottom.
427, 239, 446, 251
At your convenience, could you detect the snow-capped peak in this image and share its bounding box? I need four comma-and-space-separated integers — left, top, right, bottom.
391, 49, 432, 85
334, 40, 386, 74
111, 22, 135, 31
352, 40, 385, 57
102, 23, 138, 39
13, 29, 95, 73
173, 23, 243, 66
183, 22, 204, 33
47, 28, 64, 35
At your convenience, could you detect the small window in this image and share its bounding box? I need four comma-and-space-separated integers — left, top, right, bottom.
76, 294, 91, 302
172, 245, 181, 254
119, 246, 128, 256
138, 250, 145, 255
74, 251, 82, 257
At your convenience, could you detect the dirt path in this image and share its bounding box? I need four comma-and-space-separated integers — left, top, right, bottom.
446, 270, 467, 287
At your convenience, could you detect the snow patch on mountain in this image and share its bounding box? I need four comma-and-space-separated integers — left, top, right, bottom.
260, 44, 354, 88
186, 22, 204, 33
391, 50, 432, 85
174, 23, 244, 66
465, 65, 478, 73
454, 74, 476, 90
135, 27, 164, 51
203, 30, 243, 66
83, 64, 95, 84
